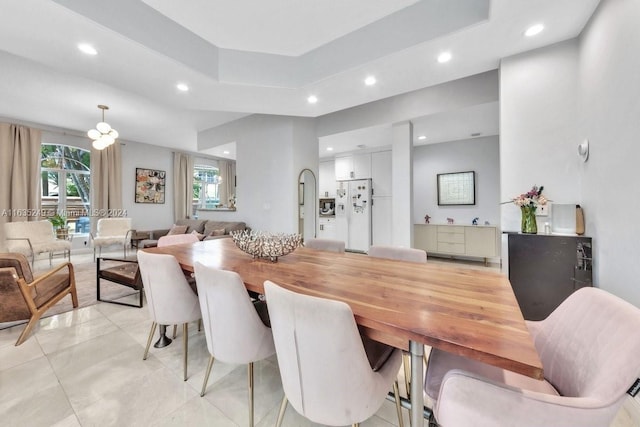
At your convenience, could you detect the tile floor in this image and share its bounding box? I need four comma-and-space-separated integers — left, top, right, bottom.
1, 253, 639, 426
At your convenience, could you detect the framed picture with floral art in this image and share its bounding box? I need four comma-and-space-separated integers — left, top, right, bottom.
135, 168, 165, 204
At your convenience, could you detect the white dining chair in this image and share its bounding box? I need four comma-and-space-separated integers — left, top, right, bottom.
194, 262, 275, 426
157, 233, 199, 247
304, 238, 345, 253
368, 245, 427, 263
425, 287, 640, 426
137, 251, 201, 381
368, 244, 427, 401
264, 280, 404, 427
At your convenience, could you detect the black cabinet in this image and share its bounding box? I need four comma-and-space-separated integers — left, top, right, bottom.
508, 234, 592, 320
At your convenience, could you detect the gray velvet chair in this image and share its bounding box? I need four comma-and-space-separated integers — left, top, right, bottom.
194, 262, 275, 426
265, 280, 404, 427
424, 287, 640, 426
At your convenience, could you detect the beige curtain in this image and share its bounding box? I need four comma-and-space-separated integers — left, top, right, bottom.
0, 123, 42, 250
90, 142, 123, 232
218, 160, 236, 207
173, 152, 193, 220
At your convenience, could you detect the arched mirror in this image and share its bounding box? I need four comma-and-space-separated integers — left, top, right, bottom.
298, 168, 317, 241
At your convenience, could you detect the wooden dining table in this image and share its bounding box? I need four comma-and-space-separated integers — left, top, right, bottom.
144, 238, 543, 426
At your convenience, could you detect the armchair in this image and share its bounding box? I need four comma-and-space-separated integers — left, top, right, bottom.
91, 218, 133, 261
0, 252, 78, 345
425, 287, 640, 426
4, 220, 71, 266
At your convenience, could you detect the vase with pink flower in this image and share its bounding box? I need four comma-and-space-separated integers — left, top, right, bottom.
509, 185, 548, 234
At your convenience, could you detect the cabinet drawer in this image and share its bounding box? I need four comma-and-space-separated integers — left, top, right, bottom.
437, 226, 464, 234
437, 242, 466, 254
437, 231, 465, 244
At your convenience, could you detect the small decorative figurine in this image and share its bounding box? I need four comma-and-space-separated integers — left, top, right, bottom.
472, 217, 479, 225
484, 221, 490, 226
424, 214, 431, 224
447, 217, 454, 225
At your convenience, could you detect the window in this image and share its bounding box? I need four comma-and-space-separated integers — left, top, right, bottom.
193, 165, 221, 212
41, 144, 91, 233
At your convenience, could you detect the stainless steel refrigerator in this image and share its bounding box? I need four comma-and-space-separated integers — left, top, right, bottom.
335, 179, 372, 252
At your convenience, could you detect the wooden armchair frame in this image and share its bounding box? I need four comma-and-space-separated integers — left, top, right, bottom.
1, 261, 78, 345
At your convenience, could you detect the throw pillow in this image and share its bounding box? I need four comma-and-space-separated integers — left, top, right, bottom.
167, 224, 188, 235
190, 230, 205, 241
209, 228, 226, 237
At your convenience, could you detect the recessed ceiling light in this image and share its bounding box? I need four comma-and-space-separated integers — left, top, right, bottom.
78, 43, 97, 55
364, 76, 376, 86
437, 52, 452, 63
326, 147, 334, 151
525, 24, 544, 37
307, 95, 318, 104
418, 135, 427, 140
176, 83, 189, 92
223, 150, 230, 154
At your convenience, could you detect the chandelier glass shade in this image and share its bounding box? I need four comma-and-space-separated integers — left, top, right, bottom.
88, 105, 118, 150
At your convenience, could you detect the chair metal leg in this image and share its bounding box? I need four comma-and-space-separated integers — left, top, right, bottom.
198, 319, 202, 332
248, 362, 254, 426
183, 323, 189, 381
143, 322, 157, 360
201, 355, 214, 397
403, 352, 411, 399
173, 324, 178, 339
393, 380, 405, 427
275, 395, 288, 427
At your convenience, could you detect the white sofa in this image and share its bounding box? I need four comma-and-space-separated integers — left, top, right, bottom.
4, 220, 71, 265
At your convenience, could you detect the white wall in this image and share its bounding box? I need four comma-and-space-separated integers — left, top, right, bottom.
120, 140, 174, 231
500, 40, 581, 232
198, 114, 317, 234
414, 136, 500, 227
578, 0, 640, 306
499, 0, 640, 307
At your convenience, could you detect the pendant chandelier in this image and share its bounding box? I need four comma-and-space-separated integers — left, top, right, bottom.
87, 104, 119, 150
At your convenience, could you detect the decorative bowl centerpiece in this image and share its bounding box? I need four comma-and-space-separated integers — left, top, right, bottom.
231, 230, 302, 262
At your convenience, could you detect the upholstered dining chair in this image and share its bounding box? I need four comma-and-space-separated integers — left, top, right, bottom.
0, 253, 78, 345
368, 245, 427, 264
368, 244, 427, 400
304, 238, 345, 253
157, 233, 199, 247
424, 287, 640, 427
264, 281, 404, 427
193, 262, 275, 426
91, 218, 133, 261
137, 251, 201, 381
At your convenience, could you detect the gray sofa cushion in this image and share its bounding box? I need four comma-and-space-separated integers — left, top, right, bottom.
203, 221, 247, 236
175, 219, 207, 234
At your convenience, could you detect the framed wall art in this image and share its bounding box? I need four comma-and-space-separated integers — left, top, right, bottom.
135, 168, 166, 204
437, 171, 476, 206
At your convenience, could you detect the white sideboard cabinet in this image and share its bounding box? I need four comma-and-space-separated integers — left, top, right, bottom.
414, 224, 498, 265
